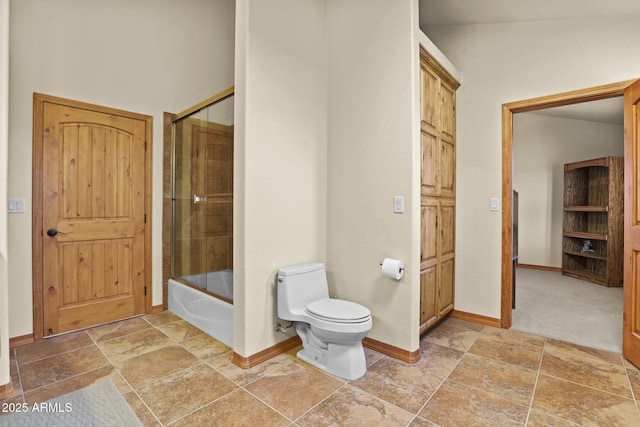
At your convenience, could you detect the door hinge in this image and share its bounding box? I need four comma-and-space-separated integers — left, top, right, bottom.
144, 213, 147, 223
144, 141, 147, 151
144, 286, 147, 296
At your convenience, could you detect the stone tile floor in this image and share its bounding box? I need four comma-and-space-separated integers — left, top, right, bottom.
2, 313, 640, 426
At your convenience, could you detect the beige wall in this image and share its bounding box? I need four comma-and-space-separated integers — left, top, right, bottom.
8, 0, 425, 359
513, 113, 624, 268
1, 0, 10, 388
8, 0, 235, 337
423, 17, 640, 318
233, 0, 329, 356
326, 0, 420, 351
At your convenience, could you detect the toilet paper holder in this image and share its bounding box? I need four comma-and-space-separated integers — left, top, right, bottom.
379, 260, 405, 272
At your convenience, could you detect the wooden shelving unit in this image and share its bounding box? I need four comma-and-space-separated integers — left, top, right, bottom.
562, 157, 623, 287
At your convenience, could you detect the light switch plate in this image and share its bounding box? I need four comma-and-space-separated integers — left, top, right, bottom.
394, 196, 404, 213
490, 197, 499, 212
8, 198, 26, 213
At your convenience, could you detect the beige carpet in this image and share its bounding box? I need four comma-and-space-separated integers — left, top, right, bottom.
511, 267, 623, 354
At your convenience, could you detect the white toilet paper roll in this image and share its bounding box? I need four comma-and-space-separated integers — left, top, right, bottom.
381, 258, 404, 280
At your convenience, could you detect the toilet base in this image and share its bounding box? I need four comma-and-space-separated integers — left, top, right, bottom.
295, 323, 367, 380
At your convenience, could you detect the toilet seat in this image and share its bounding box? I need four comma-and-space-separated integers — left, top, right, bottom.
305, 299, 371, 324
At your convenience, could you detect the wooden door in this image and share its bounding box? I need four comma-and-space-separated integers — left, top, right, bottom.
420, 63, 440, 197
439, 82, 456, 199
420, 199, 438, 332
438, 199, 455, 317
34, 94, 150, 336
623, 79, 640, 366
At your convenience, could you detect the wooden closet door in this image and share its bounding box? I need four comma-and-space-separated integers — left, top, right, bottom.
420, 199, 438, 331
421, 64, 440, 197
419, 47, 459, 333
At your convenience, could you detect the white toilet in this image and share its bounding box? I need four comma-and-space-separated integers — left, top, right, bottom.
277, 262, 372, 380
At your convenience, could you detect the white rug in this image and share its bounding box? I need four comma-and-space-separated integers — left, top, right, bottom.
511, 268, 623, 354
0, 379, 142, 427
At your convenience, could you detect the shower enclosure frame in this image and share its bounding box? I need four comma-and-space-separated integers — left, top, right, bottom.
162, 86, 234, 309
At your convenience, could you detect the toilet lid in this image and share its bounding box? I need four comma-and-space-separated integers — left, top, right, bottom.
306, 299, 371, 323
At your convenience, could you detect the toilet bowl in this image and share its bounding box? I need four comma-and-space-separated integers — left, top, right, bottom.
277, 262, 372, 380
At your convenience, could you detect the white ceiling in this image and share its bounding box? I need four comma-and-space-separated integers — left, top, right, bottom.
418, 0, 634, 125
419, 0, 640, 27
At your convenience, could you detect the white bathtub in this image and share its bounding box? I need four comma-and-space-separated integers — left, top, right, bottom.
180, 269, 233, 301
168, 277, 233, 347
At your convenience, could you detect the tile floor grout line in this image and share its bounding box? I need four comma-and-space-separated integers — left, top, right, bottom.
542, 341, 627, 367
114, 315, 256, 424
411, 341, 469, 425
408, 374, 450, 426
14, 334, 97, 367
287, 382, 350, 425
536, 369, 637, 402
620, 357, 640, 418
523, 337, 547, 426
162, 388, 249, 427
411, 324, 485, 426
240, 353, 344, 419
12, 348, 26, 404
537, 340, 636, 403
238, 385, 297, 424
87, 324, 166, 427
426, 324, 549, 418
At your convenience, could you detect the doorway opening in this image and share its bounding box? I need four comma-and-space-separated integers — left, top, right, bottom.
500, 80, 636, 345
510, 98, 624, 353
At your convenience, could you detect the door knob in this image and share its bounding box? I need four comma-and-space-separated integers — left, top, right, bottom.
46, 228, 64, 238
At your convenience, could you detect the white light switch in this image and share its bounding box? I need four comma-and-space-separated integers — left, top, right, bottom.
490, 197, 500, 212
8, 198, 26, 213
394, 196, 404, 214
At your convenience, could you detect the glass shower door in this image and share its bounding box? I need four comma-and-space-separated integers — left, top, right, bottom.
171, 94, 234, 298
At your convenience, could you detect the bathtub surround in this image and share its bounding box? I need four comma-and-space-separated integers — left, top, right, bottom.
168, 279, 233, 347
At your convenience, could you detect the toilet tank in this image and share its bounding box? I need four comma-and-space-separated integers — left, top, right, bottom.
277, 262, 330, 320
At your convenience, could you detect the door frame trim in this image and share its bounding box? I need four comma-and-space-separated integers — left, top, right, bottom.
500, 79, 637, 328
32, 93, 153, 340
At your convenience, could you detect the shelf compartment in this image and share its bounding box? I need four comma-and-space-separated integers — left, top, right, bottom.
564, 206, 608, 212
564, 164, 609, 207
562, 250, 607, 261
563, 210, 608, 235
562, 268, 607, 286
562, 251, 607, 286
563, 231, 607, 241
